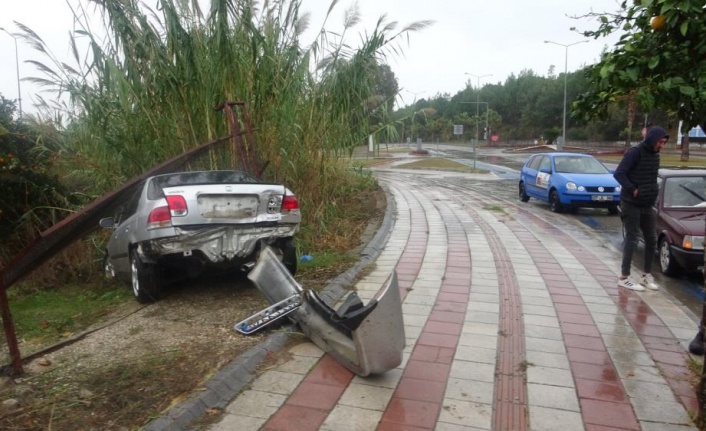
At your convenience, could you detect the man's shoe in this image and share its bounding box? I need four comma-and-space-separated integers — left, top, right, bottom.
689, 331, 704, 355
641, 273, 660, 291
617, 276, 645, 291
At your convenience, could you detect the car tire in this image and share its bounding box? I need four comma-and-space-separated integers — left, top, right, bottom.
608, 205, 619, 215
131, 251, 161, 304
549, 190, 563, 213
659, 237, 680, 276
519, 182, 530, 202
280, 238, 298, 276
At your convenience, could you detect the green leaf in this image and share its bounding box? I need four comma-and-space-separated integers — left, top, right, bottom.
599, 64, 612, 79
626, 68, 639, 82
648, 56, 659, 69
680, 86, 696, 97
680, 21, 688, 36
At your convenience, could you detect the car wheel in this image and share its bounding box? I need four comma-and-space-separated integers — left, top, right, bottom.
549, 190, 563, 213
131, 251, 161, 304
659, 237, 680, 276
608, 205, 619, 215
519, 182, 530, 202
103, 251, 115, 279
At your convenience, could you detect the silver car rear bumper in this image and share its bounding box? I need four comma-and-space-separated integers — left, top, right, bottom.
242, 246, 405, 376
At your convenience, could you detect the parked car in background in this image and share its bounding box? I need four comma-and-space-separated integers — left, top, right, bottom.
518, 153, 621, 214
100, 170, 301, 303
655, 168, 706, 276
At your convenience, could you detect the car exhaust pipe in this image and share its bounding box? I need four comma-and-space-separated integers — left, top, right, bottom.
235, 246, 405, 376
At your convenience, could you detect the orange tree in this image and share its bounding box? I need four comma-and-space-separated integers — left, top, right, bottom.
574, 0, 706, 161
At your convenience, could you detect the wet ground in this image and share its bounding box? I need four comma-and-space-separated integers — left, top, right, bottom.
433, 144, 705, 319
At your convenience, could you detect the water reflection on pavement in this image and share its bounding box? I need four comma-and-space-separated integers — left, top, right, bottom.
433, 144, 704, 320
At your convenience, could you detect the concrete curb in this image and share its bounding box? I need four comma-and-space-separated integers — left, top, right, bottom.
143, 184, 396, 431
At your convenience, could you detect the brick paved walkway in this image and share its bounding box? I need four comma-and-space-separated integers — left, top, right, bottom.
206, 168, 700, 431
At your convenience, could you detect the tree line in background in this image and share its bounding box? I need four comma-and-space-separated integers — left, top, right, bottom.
391, 67, 669, 146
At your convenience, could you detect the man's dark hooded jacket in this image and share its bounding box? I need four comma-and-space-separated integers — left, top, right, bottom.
613, 127, 669, 207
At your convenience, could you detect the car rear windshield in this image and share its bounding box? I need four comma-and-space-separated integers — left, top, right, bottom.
147, 171, 260, 200
553, 156, 609, 174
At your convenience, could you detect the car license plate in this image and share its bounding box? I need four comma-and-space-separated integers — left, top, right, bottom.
198, 195, 260, 218
591, 195, 611, 202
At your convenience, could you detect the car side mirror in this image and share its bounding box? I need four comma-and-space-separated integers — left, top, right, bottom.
608, 168, 615, 174
99, 217, 116, 229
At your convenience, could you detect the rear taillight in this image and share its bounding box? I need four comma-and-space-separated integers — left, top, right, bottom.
282, 195, 299, 212
167, 195, 188, 217
147, 206, 172, 229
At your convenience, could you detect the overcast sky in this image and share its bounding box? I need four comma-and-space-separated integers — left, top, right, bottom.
0, 0, 624, 115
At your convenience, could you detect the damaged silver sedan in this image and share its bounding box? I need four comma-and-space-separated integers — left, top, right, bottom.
100, 170, 301, 303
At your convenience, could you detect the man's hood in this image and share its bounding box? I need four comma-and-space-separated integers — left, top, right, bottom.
643, 126, 669, 152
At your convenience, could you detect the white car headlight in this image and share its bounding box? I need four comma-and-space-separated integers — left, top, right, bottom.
615, 186, 621, 193
577, 185, 586, 191
683, 235, 705, 251
566, 182, 577, 191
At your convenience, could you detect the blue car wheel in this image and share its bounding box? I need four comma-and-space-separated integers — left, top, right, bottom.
549, 190, 563, 213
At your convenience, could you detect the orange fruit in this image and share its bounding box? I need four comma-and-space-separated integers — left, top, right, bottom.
651, 15, 666, 30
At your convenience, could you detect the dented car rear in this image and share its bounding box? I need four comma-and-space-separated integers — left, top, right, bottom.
100, 170, 301, 303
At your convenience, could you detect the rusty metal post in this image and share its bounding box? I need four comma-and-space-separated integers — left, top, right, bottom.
0, 278, 23, 375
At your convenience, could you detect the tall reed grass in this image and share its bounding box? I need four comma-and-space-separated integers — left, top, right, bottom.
16, 0, 431, 252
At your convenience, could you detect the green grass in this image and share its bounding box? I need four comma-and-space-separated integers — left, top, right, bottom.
8, 284, 132, 342
599, 153, 706, 168
395, 157, 488, 173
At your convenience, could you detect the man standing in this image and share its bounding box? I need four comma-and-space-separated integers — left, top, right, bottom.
613, 126, 669, 291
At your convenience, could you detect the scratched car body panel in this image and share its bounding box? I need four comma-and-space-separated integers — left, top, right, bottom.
100, 170, 301, 303
518, 152, 621, 214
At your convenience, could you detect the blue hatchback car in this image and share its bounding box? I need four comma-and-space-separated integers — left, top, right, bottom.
518, 153, 621, 214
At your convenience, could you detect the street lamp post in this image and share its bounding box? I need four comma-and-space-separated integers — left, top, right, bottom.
544, 39, 588, 150
464, 73, 492, 147
0, 27, 22, 119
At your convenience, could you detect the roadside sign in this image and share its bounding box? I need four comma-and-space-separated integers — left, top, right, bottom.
491, 134, 499, 142
453, 125, 463, 135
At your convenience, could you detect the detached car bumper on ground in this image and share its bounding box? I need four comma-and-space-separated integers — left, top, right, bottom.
518, 152, 621, 214
100, 170, 301, 303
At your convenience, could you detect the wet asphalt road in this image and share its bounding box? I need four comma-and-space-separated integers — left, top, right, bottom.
430, 144, 704, 319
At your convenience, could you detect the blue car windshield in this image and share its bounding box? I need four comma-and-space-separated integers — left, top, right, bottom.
553, 156, 609, 174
